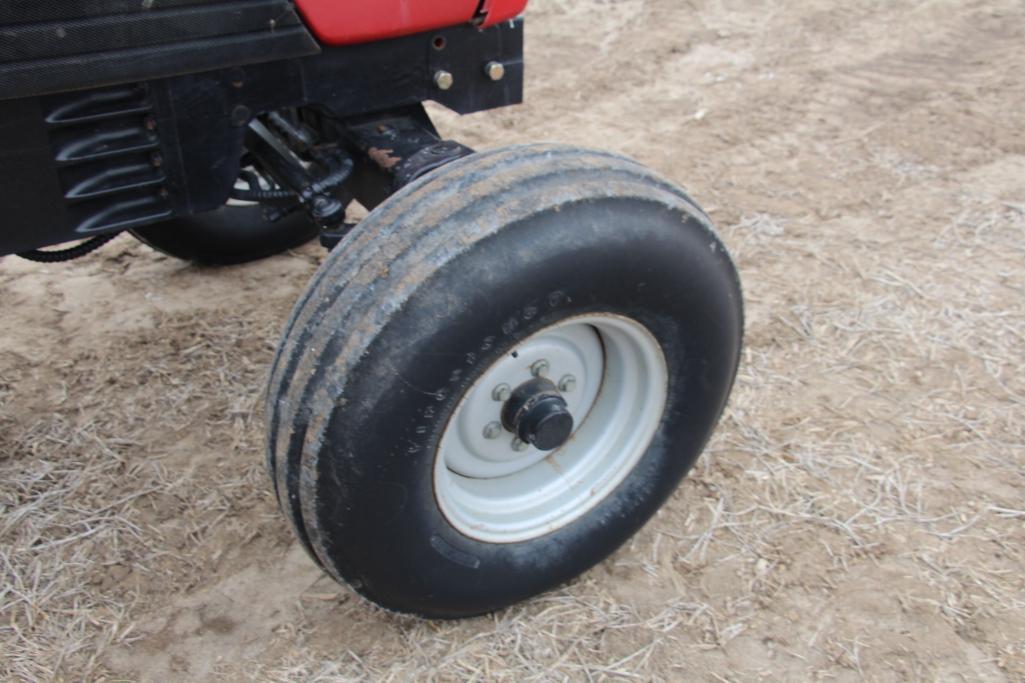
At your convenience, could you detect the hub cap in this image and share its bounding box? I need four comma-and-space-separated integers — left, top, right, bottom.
501, 377, 574, 451
434, 314, 669, 543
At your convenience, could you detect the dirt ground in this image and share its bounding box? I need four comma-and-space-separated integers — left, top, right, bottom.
2, 0, 1024, 680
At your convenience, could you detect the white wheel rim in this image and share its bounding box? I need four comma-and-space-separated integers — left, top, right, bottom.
434, 313, 668, 543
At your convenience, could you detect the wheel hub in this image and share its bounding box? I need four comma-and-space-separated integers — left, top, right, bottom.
434, 314, 669, 543
439, 322, 604, 479
501, 377, 574, 451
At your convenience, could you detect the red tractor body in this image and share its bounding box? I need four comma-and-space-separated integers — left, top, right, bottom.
295, 0, 528, 44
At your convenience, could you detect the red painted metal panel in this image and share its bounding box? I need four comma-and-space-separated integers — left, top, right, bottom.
294, 0, 529, 45
480, 0, 529, 26
295, 0, 478, 45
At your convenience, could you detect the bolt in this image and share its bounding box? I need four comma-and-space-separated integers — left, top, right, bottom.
511, 437, 529, 452
143, 116, 157, 131
434, 70, 454, 90
230, 104, 250, 127
558, 375, 577, 392
492, 383, 511, 402
483, 422, 502, 440
530, 359, 550, 378
228, 67, 245, 89
484, 61, 506, 81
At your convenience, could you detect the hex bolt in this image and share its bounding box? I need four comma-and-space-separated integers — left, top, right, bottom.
230, 104, 251, 127
530, 359, 550, 378
434, 70, 454, 90
492, 383, 511, 402
558, 375, 577, 392
484, 61, 506, 81
227, 67, 245, 89
511, 437, 529, 452
482, 421, 503, 440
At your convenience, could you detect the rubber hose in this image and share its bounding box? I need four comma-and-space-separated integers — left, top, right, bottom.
17, 232, 121, 263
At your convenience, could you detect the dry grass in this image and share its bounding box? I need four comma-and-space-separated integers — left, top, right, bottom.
3, 0, 1025, 680
0, 313, 281, 680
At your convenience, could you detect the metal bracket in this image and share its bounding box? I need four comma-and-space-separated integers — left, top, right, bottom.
344, 110, 474, 187
311, 107, 476, 249
244, 118, 352, 230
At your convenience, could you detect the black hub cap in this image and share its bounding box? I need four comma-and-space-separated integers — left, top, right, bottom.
501, 377, 574, 451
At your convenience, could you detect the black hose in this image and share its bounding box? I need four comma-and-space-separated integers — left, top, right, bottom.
231, 169, 296, 202
229, 186, 296, 201
302, 158, 354, 199
17, 232, 120, 262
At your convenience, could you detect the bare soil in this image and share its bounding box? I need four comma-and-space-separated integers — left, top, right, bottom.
2, 0, 1024, 680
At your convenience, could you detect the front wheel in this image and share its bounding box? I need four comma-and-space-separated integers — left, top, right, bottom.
266, 144, 743, 618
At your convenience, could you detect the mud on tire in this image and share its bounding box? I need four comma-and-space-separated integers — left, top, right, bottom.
265, 144, 743, 618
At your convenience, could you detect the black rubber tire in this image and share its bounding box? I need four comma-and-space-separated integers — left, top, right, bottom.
266, 144, 743, 618
131, 204, 318, 265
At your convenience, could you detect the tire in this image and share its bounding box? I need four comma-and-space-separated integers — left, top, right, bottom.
266, 144, 743, 618
131, 204, 318, 265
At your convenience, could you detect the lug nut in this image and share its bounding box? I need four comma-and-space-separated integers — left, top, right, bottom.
530, 360, 550, 377
558, 375, 577, 392
434, 70, 454, 90
511, 437, 529, 452
483, 421, 502, 440
492, 383, 511, 402
484, 61, 505, 81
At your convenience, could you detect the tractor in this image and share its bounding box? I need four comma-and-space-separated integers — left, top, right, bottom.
0, 0, 743, 618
